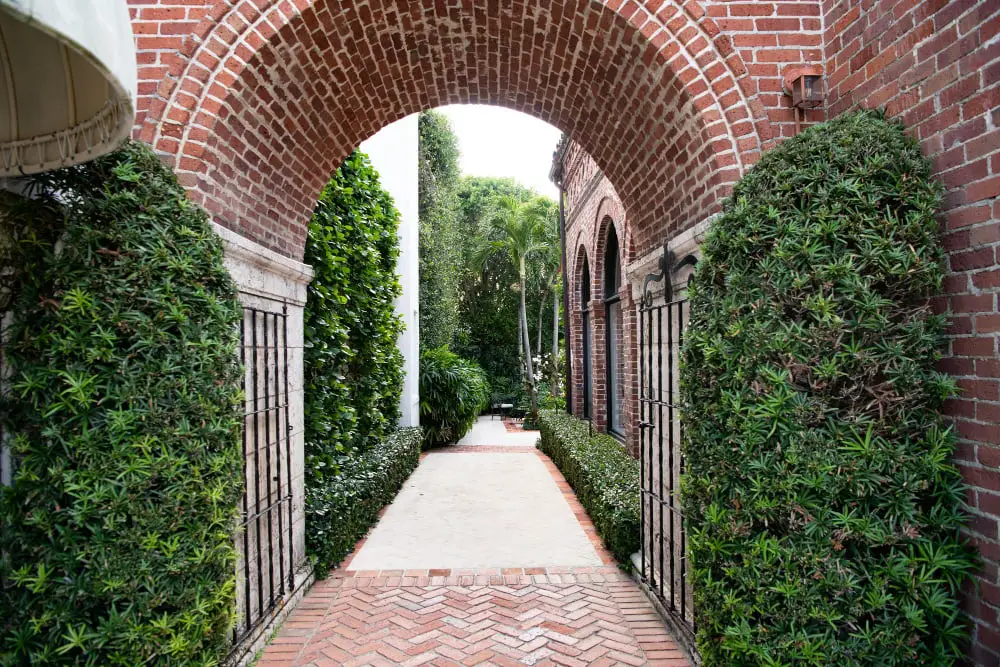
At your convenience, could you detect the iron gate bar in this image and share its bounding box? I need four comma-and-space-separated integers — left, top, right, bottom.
668, 302, 676, 617
283, 304, 294, 591
251, 309, 264, 619
659, 299, 665, 608
234, 305, 295, 647
263, 307, 274, 607
239, 316, 251, 636
273, 309, 286, 600
637, 247, 696, 650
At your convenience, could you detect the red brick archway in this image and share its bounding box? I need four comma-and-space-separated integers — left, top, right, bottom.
134, 0, 771, 259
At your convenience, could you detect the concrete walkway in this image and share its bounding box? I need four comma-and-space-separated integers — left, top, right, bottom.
455, 416, 541, 447
257, 417, 690, 666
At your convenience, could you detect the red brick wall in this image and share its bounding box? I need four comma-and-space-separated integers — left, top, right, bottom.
819, 1, 1000, 661
704, 0, 827, 138
127, 0, 812, 258
561, 142, 643, 454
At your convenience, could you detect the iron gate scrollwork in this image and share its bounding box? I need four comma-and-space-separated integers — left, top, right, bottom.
638, 246, 696, 650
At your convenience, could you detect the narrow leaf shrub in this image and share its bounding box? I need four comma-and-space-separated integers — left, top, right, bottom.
681, 110, 976, 665
538, 411, 639, 564
419, 346, 489, 448
0, 141, 244, 665
303, 150, 405, 570
306, 428, 422, 577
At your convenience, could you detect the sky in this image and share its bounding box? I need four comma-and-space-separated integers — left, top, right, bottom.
437, 105, 562, 200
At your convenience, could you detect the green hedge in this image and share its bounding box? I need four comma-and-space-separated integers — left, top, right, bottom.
304, 150, 403, 458
0, 142, 244, 664
681, 110, 976, 665
537, 411, 639, 565
306, 428, 422, 577
419, 110, 463, 350
419, 346, 489, 448
304, 151, 405, 571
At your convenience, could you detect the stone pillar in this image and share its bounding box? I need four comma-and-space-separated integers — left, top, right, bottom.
213, 223, 314, 664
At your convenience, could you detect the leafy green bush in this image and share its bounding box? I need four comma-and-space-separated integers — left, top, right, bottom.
419, 110, 463, 350
419, 347, 489, 448
306, 428, 422, 577
538, 411, 639, 564
304, 150, 404, 568
0, 141, 243, 664
681, 110, 976, 665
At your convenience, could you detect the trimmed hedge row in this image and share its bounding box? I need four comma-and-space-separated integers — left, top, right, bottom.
306, 428, 422, 577
0, 142, 243, 665
537, 411, 639, 565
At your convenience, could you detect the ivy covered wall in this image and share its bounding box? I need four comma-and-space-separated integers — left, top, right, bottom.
302, 150, 406, 571
418, 110, 463, 351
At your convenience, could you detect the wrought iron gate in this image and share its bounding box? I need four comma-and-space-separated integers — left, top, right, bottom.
234, 304, 295, 646
638, 250, 695, 649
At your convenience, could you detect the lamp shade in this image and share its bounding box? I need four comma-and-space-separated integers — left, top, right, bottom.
0, 0, 136, 176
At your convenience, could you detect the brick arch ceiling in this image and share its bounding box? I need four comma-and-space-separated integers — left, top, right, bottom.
139, 0, 770, 259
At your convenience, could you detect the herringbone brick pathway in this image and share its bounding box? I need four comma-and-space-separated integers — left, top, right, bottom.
256, 572, 689, 666
257, 421, 691, 666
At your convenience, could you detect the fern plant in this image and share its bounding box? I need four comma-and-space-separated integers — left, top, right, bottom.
419, 346, 489, 448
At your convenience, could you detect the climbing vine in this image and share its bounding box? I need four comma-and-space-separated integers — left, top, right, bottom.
418, 110, 463, 350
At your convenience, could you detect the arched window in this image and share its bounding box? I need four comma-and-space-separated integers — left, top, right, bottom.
581, 256, 592, 419
603, 225, 624, 437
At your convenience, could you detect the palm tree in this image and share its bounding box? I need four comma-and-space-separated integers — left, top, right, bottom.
531, 202, 563, 400
473, 195, 549, 417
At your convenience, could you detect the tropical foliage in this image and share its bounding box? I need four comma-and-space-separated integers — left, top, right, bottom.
0, 142, 244, 665
681, 110, 976, 665
417, 113, 564, 419
419, 346, 490, 448
303, 151, 405, 570
454, 177, 536, 386
471, 195, 559, 419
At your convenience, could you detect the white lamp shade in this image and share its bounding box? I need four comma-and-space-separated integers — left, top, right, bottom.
0, 0, 137, 176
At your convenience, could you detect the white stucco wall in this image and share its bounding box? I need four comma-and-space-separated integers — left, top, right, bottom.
361, 115, 420, 428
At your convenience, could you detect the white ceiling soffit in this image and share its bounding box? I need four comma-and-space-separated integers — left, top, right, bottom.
0, 0, 137, 176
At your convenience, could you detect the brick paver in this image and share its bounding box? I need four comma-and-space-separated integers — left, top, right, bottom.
257, 433, 691, 666
256, 571, 689, 667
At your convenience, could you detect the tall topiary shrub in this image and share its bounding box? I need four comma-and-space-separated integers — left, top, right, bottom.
681, 110, 977, 665
303, 150, 404, 568
0, 142, 244, 664
418, 110, 463, 350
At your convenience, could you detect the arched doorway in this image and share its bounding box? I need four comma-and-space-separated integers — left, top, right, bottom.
130, 0, 770, 659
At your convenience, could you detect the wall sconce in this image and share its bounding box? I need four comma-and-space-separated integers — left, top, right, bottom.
783, 66, 824, 109
782, 66, 824, 133
790, 73, 824, 109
